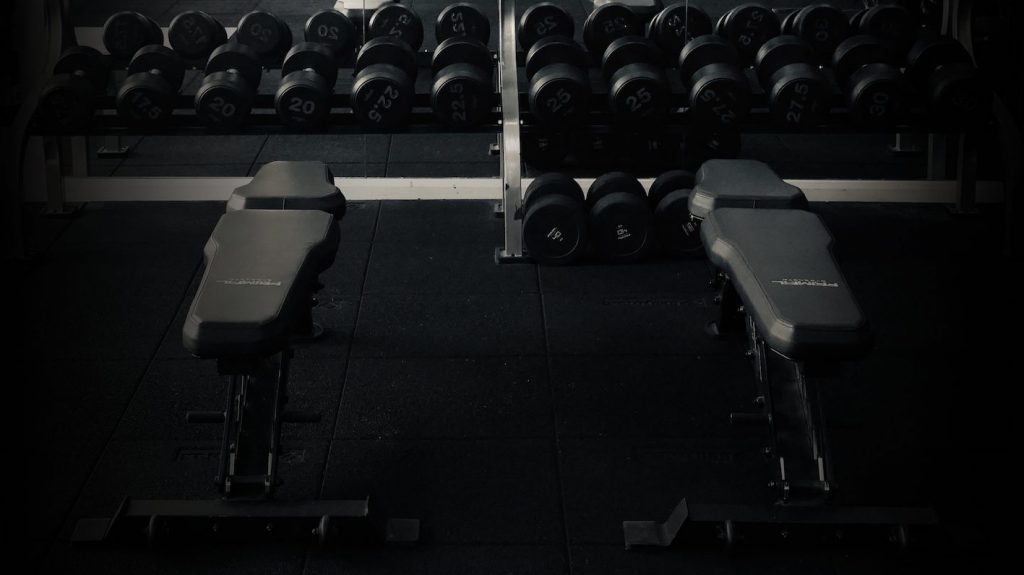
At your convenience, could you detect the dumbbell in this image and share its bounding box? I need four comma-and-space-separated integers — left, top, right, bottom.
520, 4, 590, 126
352, 37, 418, 130
754, 36, 831, 129
677, 35, 751, 127
275, 43, 339, 129
648, 169, 702, 257
116, 45, 186, 126
367, 1, 425, 52
586, 172, 654, 263
103, 11, 163, 61
780, 4, 850, 64
522, 173, 589, 265
583, 2, 644, 58
168, 11, 228, 61
431, 4, 493, 128
715, 3, 781, 63
850, 3, 914, 58
36, 47, 110, 130
646, 2, 713, 58
600, 36, 671, 123
195, 43, 263, 131
904, 35, 990, 122
234, 10, 293, 63
305, 9, 357, 60
831, 35, 909, 125
436, 3, 491, 45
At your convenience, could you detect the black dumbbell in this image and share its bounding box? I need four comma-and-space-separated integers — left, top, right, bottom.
904, 35, 990, 123
523, 173, 589, 265
116, 45, 186, 126
234, 10, 293, 63
352, 37, 418, 130
521, 5, 591, 127
586, 172, 654, 263
168, 11, 228, 61
780, 4, 850, 64
850, 3, 914, 59
584, 2, 644, 58
195, 43, 263, 131
518, 2, 576, 51
431, 36, 494, 127
37, 47, 110, 130
305, 9, 357, 60
683, 124, 741, 170
648, 169, 702, 257
754, 36, 831, 129
832, 35, 909, 125
367, 2, 425, 51
715, 3, 780, 63
103, 11, 163, 61
436, 3, 491, 45
677, 35, 751, 127
601, 36, 671, 123
523, 131, 570, 169
647, 2, 713, 58
275, 43, 338, 129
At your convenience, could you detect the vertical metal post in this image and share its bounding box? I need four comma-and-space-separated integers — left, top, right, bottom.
497, 0, 526, 261
69, 136, 88, 176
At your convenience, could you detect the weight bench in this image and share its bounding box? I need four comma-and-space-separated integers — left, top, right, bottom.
624, 190, 938, 549
73, 206, 417, 546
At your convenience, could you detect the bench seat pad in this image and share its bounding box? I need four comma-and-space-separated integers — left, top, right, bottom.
183, 209, 340, 358
689, 160, 807, 219
228, 161, 346, 217
702, 208, 870, 359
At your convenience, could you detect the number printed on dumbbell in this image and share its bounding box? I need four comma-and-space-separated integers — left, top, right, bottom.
288, 97, 318, 116
739, 10, 765, 46
616, 225, 632, 241
534, 15, 561, 37
626, 87, 652, 113
367, 86, 402, 123
785, 82, 810, 124
545, 88, 572, 114
547, 227, 565, 242
207, 96, 236, 121
248, 23, 274, 44
131, 92, 163, 120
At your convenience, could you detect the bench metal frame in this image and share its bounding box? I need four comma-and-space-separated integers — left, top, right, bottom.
623, 272, 939, 550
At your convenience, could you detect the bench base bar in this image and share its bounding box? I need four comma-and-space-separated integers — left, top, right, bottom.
624, 498, 938, 549
72, 496, 420, 546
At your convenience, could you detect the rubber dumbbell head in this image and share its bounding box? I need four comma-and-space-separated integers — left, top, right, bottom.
436, 3, 491, 45
305, 9, 357, 58
518, 3, 575, 51
276, 43, 338, 129
647, 2, 713, 58
235, 10, 293, 62
431, 37, 494, 127
196, 43, 263, 130
584, 2, 643, 58
523, 173, 589, 265
832, 35, 908, 125
855, 4, 914, 58
905, 36, 989, 122
784, 4, 850, 63
168, 11, 228, 61
103, 11, 163, 60
352, 36, 418, 130
716, 3, 780, 63
368, 2, 424, 51
601, 36, 670, 122
586, 172, 653, 263
648, 169, 702, 256
117, 45, 186, 126
37, 47, 110, 130
755, 36, 830, 129
525, 36, 591, 126
678, 35, 750, 127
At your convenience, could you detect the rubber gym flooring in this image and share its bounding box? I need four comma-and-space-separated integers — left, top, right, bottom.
20, 0, 1013, 573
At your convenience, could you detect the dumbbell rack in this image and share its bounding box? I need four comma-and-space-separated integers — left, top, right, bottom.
22, 0, 1013, 260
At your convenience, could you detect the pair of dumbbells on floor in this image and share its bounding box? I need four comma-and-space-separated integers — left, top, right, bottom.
521, 169, 704, 265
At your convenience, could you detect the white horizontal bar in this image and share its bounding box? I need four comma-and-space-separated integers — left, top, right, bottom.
62, 176, 1004, 204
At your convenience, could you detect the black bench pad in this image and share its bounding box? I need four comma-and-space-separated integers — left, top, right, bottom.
228, 161, 347, 217
183, 210, 340, 358
702, 208, 870, 359
689, 160, 807, 219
